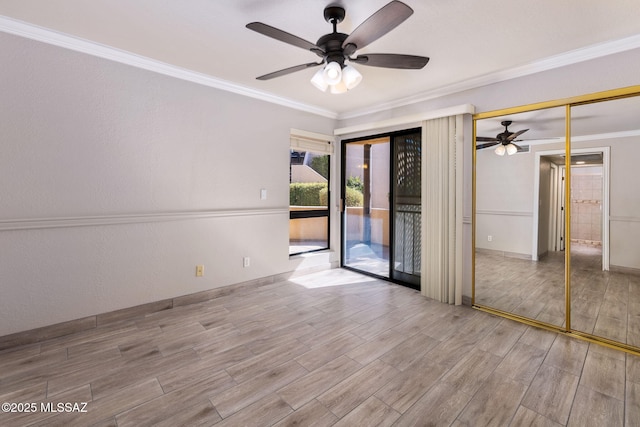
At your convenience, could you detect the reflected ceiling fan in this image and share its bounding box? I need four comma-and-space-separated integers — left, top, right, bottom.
246, 1, 429, 94
476, 121, 529, 156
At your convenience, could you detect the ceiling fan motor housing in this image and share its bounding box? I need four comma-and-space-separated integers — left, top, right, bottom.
498, 120, 513, 142
316, 32, 349, 66
324, 6, 345, 24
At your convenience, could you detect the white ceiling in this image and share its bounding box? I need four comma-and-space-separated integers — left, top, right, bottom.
476, 92, 640, 143
2, 0, 640, 118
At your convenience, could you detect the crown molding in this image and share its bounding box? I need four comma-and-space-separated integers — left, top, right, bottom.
338, 34, 640, 120
572, 129, 640, 143
524, 129, 640, 147
0, 16, 339, 120
2, 15, 639, 122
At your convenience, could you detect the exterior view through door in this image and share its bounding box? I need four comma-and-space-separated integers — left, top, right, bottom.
342, 129, 421, 289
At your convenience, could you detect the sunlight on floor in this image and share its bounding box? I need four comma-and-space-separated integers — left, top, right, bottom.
290, 268, 379, 289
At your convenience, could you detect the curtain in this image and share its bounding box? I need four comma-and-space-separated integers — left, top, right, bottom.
421, 115, 464, 304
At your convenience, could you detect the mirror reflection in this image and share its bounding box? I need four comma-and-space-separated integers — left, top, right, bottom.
570, 95, 640, 345
475, 107, 567, 327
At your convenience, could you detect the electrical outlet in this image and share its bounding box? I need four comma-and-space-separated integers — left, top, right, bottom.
195, 265, 204, 277
487, 235, 493, 242
243, 257, 250, 268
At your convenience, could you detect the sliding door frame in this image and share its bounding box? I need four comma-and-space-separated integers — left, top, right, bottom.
340, 128, 422, 289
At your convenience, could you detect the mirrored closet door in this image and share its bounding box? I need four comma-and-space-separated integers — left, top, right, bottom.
473, 86, 640, 353
474, 107, 567, 328
569, 95, 640, 347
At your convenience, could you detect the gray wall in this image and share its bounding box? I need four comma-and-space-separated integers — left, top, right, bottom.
475, 147, 535, 256
0, 33, 336, 336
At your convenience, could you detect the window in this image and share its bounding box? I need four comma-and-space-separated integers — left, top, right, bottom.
289, 130, 333, 255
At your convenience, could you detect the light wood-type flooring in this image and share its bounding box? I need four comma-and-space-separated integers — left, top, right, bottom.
475, 244, 640, 348
1, 268, 639, 426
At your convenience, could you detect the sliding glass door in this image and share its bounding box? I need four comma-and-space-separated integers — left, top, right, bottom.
343, 137, 390, 277
342, 129, 421, 288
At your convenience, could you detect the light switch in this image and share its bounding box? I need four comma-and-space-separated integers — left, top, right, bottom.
260, 188, 267, 200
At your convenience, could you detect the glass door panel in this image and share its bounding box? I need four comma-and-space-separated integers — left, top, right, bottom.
474, 108, 566, 327
570, 95, 640, 345
343, 138, 391, 277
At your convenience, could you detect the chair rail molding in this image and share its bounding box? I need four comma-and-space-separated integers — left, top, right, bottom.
0, 208, 289, 231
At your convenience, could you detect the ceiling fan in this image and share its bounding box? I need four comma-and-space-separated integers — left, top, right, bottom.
246, 1, 429, 93
476, 121, 530, 156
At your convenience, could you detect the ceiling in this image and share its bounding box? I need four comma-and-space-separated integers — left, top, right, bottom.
1, 0, 640, 118
476, 94, 640, 144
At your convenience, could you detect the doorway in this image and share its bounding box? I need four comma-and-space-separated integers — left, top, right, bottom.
341, 129, 421, 288
533, 148, 609, 270
569, 162, 604, 268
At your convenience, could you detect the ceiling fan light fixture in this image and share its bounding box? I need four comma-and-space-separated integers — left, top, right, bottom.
313, 62, 360, 93
342, 65, 362, 90
329, 80, 348, 94
495, 145, 506, 156
322, 61, 342, 85
310, 68, 329, 91
506, 143, 518, 155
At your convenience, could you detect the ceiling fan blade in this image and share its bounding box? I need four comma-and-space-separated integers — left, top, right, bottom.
247, 22, 323, 55
507, 128, 529, 141
511, 143, 525, 152
476, 136, 499, 142
256, 62, 322, 80
351, 53, 429, 69
476, 142, 500, 150
342, 1, 413, 52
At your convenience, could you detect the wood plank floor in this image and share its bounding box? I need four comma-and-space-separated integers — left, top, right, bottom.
475, 244, 640, 348
1, 268, 638, 426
